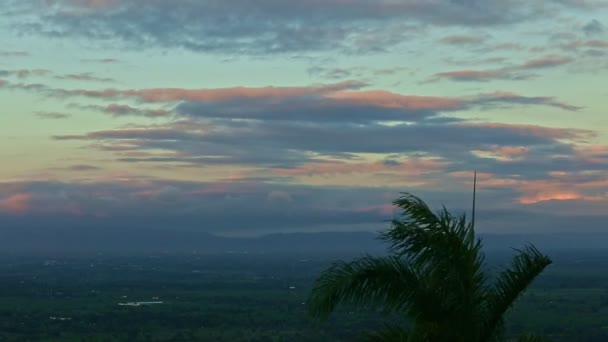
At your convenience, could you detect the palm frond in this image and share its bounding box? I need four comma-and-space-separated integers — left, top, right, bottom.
307, 255, 421, 320
382, 197, 454, 262
362, 324, 411, 342
381, 193, 441, 254
481, 245, 552, 340
516, 333, 554, 342
383, 193, 489, 327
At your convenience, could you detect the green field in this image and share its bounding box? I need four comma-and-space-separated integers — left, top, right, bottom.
0, 250, 606, 341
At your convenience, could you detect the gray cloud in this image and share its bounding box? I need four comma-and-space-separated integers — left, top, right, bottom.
0, 179, 394, 233
176, 98, 437, 124
2, 178, 607, 235
428, 55, 574, 83
439, 34, 486, 45
51, 110, 596, 180
513, 56, 573, 70
35, 111, 71, 119
0, 50, 29, 57
56, 72, 115, 83
583, 19, 604, 36
0, 69, 50, 78
64, 164, 102, 171
80, 58, 120, 64
71, 103, 172, 118
29, 79, 584, 175
5, 0, 569, 55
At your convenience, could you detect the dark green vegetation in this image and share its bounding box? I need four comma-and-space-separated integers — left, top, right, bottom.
0, 249, 607, 341
309, 193, 552, 341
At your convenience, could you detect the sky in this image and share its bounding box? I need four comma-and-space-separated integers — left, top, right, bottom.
1, 0, 608, 236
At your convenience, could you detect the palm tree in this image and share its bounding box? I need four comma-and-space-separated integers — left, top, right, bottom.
308, 189, 552, 341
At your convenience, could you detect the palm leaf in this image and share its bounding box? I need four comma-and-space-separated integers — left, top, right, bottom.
307, 255, 421, 320
362, 324, 411, 342
382, 194, 466, 265
516, 333, 554, 342
481, 245, 552, 340
383, 193, 489, 332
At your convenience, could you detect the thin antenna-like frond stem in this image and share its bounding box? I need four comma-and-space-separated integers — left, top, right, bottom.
472, 170, 477, 231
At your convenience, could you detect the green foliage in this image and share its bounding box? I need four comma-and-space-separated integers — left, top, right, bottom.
308, 192, 553, 341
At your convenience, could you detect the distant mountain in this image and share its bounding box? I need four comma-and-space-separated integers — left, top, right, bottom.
0, 225, 383, 256
0, 224, 606, 257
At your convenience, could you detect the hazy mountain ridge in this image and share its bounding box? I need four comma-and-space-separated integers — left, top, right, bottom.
0, 225, 606, 256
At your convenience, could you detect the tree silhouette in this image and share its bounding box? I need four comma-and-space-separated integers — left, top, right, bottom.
308, 187, 552, 341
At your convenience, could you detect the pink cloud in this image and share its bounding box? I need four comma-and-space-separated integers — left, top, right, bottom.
53, 81, 366, 102
0, 193, 32, 215
572, 145, 608, 165
518, 191, 587, 205
18, 81, 471, 112
326, 91, 463, 110
474, 175, 608, 205
0, 188, 111, 217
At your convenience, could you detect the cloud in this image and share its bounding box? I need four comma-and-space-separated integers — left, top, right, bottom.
492, 43, 524, 50
73, 103, 171, 118
66, 0, 117, 10
52, 80, 368, 102
267, 190, 292, 202
28, 78, 582, 177
80, 58, 120, 63
468, 91, 582, 111
582, 19, 604, 36
51, 108, 592, 179
307, 65, 407, 80
0, 50, 29, 57
56, 72, 114, 82
273, 158, 450, 177
478, 173, 608, 205
5, 0, 571, 55
35, 111, 71, 119
0, 0, 606, 238
556, 0, 608, 9
513, 56, 574, 70
64, 164, 103, 171
1, 176, 607, 234
561, 39, 608, 49
460, 122, 593, 141
0, 193, 32, 215
439, 34, 486, 45
428, 70, 516, 82
428, 55, 574, 83
0, 69, 50, 78
0, 179, 396, 232
1, 75, 596, 212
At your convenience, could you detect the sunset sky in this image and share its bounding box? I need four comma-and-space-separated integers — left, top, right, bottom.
1, 0, 607, 235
